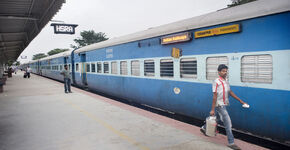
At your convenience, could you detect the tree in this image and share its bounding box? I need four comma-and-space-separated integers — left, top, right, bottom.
47, 48, 69, 56
228, 0, 256, 7
15, 61, 20, 66
32, 53, 47, 60
6, 60, 14, 67
6, 60, 20, 67
71, 30, 109, 49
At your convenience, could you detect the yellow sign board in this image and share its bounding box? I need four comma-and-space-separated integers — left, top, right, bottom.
161, 32, 191, 45
194, 24, 240, 38
171, 47, 182, 58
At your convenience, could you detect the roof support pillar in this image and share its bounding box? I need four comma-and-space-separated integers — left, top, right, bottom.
0, 62, 3, 78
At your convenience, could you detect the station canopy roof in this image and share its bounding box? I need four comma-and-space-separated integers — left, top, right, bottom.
0, 0, 65, 64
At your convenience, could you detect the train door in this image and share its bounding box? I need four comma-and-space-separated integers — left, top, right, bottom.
81, 54, 87, 86
64, 57, 68, 65
39, 61, 42, 75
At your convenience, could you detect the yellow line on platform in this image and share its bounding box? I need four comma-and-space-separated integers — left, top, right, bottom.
63, 99, 150, 150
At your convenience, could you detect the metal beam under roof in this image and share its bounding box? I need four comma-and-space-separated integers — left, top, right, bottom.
0, 0, 66, 64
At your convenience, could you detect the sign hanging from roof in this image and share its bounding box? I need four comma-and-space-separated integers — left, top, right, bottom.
50, 23, 78, 34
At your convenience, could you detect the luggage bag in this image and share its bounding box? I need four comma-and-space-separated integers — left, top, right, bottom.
205, 116, 217, 137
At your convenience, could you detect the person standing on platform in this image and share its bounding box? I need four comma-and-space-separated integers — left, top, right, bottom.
26, 66, 32, 78
60, 65, 72, 93
200, 64, 248, 150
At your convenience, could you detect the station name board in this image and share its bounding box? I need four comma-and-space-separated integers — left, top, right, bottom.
50, 23, 78, 34
161, 32, 191, 45
194, 24, 240, 38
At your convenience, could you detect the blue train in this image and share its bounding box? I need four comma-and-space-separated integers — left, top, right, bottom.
24, 0, 290, 145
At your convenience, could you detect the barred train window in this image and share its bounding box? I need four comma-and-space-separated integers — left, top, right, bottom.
76, 63, 79, 72
86, 63, 90, 72
180, 58, 197, 79
144, 60, 154, 76
131, 60, 140, 76
104, 62, 109, 73
111, 62, 117, 74
60, 65, 63, 71
206, 56, 228, 80
91, 63, 96, 73
120, 61, 128, 75
241, 55, 272, 83
160, 59, 174, 78
97, 62, 102, 73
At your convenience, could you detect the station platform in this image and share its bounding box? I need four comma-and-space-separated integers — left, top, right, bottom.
0, 72, 268, 150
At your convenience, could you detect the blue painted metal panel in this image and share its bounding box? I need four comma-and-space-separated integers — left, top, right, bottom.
82, 12, 290, 62
86, 73, 289, 141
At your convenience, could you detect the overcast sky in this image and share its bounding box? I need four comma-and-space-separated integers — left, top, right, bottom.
18, 0, 232, 63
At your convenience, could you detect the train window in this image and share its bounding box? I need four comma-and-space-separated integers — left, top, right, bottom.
69, 64, 71, 71
206, 56, 228, 80
241, 55, 272, 83
131, 60, 140, 76
104, 62, 109, 73
86, 63, 90, 72
144, 60, 155, 76
111, 61, 117, 74
56, 66, 59, 71
97, 62, 102, 73
60, 65, 63, 71
120, 61, 128, 75
76, 63, 79, 72
180, 58, 197, 79
160, 59, 174, 78
91, 63, 96, 73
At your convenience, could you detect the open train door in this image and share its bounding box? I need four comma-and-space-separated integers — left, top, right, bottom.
80, 54, 88, 86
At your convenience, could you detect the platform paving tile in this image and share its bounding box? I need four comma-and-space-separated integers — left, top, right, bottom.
0, 72, 239, 150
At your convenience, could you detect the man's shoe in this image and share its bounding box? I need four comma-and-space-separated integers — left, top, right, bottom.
65, 91, 68, 93
200, 128, 207, 136
228, 144, 241, 150
69, 91, 72, 93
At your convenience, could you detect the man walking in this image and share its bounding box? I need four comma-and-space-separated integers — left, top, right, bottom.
201, 64, 248, 150
60, 65, 72, 93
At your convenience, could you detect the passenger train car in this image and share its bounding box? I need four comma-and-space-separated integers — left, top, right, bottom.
25, 0, 290, 145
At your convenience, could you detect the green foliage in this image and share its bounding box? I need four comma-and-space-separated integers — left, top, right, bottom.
6, 60, 20, 66
32, 53, 47, 60
228, 0, 257, 7
6, 60, 14, 67
47, 48, 69, 56
71, 30, 109, 49
15, 61, 20, 66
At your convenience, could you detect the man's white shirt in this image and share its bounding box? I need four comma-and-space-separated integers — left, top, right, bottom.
212, 76, 231, 107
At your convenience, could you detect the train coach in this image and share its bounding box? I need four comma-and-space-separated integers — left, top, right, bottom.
24, 50, 73, 81
28, 0, 290, 145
